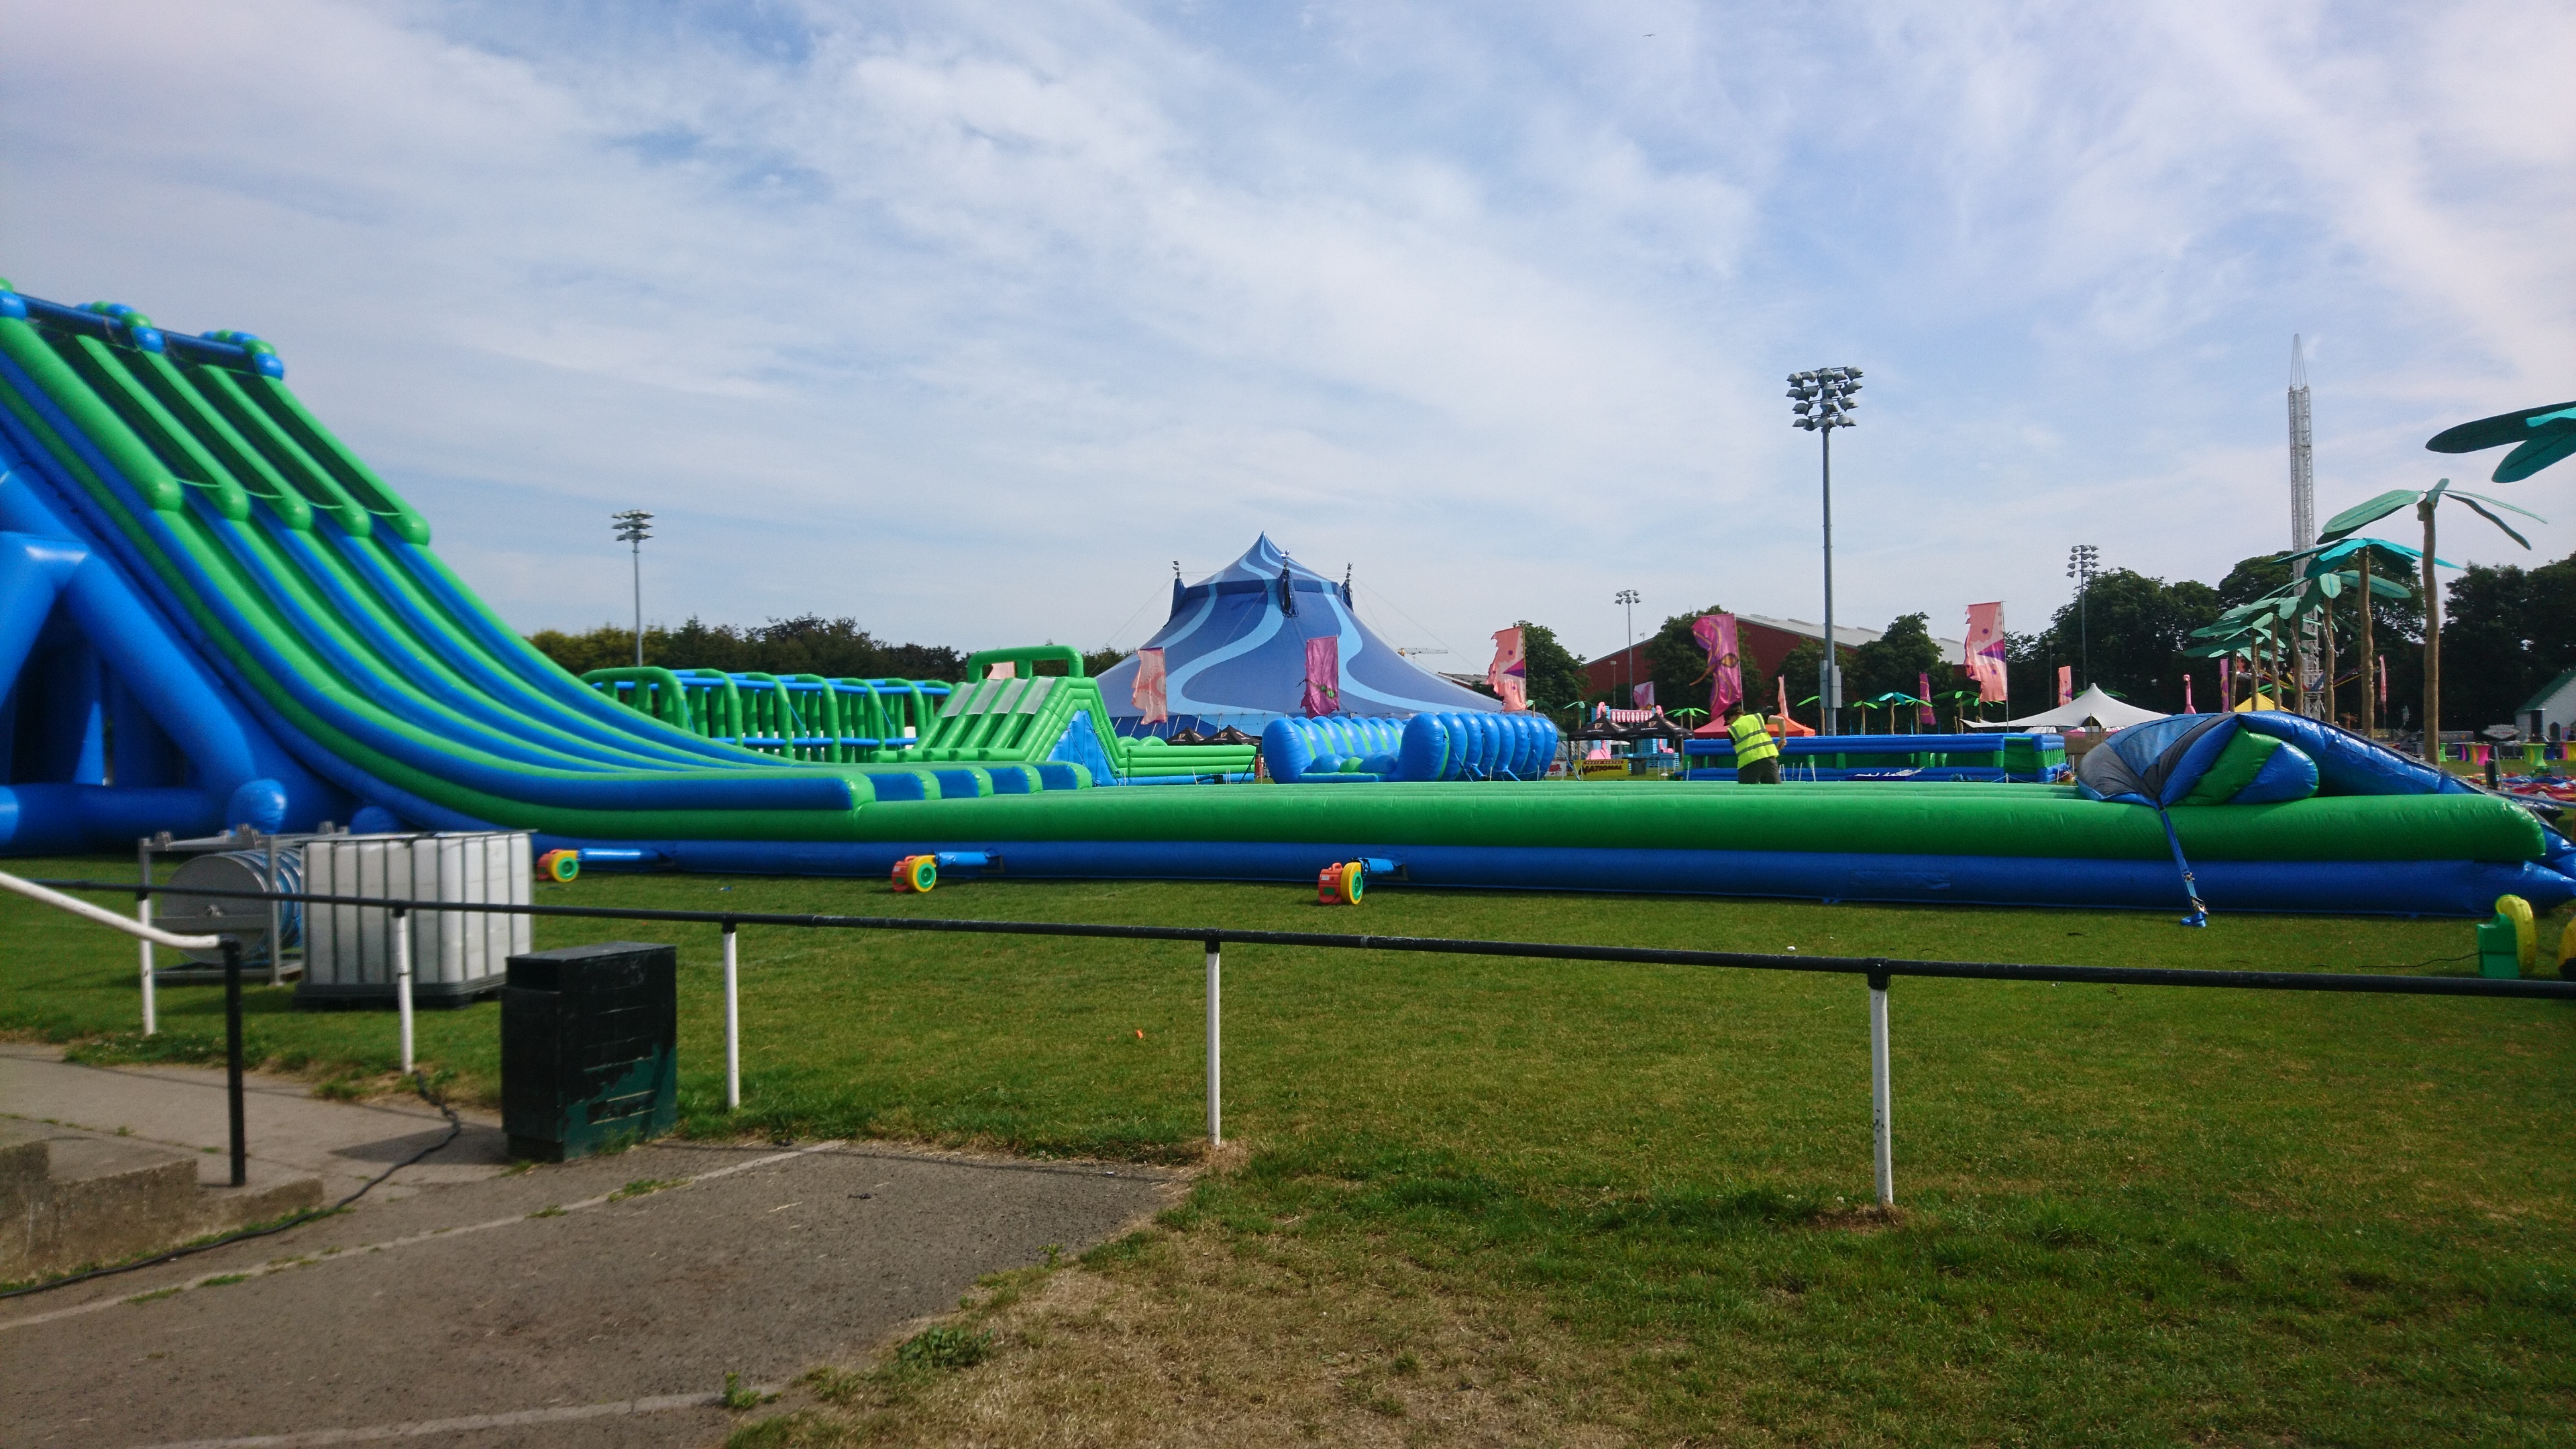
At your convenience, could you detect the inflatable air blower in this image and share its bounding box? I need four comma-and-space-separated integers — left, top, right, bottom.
1316, 860, 1366, 906
892, 854, 939, 893
2477, 894, 2534, 979
536, 849, 581, 883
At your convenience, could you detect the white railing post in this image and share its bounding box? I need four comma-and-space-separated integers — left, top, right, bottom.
394, 906, 415, 1076
1205, 938, 1222, 1146
138, 892, 158, 1038
138, 837, 156, 1036
1869, 970, 1894, 1208
264, 835, 284, 987
722, 920, 741, 1110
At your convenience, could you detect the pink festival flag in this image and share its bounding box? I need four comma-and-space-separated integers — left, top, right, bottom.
1486, 627, 1529, 710
2184, 672, 2196, 714
1631, 680, 1656, 710
1963, 602, 2008, 704
1130, 646, 1169, 726
1693, 614, 1742, 715
2377, 653, 2387, 706
1301, 636, 1341, 716
1917, 672, 1936, 729
2057, 665, 2074, 706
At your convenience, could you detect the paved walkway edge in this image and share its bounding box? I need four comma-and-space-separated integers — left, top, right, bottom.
123, 1390, 741, 1448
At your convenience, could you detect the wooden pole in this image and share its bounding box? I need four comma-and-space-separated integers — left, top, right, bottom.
2320, 594, 2337, 727
2357, 551, 2376, 736
2421, 496, 2442, 760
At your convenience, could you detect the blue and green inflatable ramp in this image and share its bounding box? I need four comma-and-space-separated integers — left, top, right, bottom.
2, 276, 2566, 917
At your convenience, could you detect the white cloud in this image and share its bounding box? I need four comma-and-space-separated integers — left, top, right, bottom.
0, 0, 2566, 665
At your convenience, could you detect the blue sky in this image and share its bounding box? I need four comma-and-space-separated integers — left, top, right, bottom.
4, 0, 2569, 663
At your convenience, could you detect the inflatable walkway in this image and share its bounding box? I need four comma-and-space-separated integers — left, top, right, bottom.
0, 280, 2567, 916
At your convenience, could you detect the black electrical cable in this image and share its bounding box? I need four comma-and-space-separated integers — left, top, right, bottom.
0, 1071, 463, 1301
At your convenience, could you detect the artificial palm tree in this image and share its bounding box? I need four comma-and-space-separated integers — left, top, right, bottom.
2272, 537, 2439, 734
2316, 482, 2541, 751
2366, 398, 2576, 752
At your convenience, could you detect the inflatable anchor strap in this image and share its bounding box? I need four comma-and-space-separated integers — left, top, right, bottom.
2152, 803, 2210, 928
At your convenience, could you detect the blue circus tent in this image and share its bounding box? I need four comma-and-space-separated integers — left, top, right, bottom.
1093, 535, 1505, 736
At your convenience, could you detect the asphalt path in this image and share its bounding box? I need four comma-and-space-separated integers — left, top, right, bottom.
2, 1133, 1177, 1448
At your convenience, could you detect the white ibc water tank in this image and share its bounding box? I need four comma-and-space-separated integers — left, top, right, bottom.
296, 833, 531, 1008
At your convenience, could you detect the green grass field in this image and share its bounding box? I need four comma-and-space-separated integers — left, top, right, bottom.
6, 855, 2572, 1444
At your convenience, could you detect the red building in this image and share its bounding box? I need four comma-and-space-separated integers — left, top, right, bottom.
1583, 612, 1965, 706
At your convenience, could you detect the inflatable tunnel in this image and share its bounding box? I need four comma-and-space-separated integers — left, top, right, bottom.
1263, 712, 1560, 783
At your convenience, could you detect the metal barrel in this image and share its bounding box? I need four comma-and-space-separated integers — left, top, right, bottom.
158, 850, 303, 966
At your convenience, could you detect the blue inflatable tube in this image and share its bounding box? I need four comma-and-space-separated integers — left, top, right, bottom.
0, 784, 218, 852
0, 446, 338, 833
1267, 711, 1562, 783
527, 835, 2571, 917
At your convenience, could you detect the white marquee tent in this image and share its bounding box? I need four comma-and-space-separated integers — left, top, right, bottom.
1969, 684, 2171, 731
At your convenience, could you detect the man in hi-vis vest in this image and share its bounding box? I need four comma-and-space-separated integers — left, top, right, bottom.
1723, 700, 1782, 785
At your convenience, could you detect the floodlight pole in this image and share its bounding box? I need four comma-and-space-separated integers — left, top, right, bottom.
2066, 544, 2100, 690
1615, 589, 1640, 704
1820, 427, 1837, 736
1788, 366, 1861, 735
612, 510, 655, 668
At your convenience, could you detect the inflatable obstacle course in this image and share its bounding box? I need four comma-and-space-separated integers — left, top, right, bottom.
0, 278, 2568, 916
585, 645, 1256, 782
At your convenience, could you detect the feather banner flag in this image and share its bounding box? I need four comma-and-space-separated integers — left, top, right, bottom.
1693, 614, 1741, 714
1918, 672, 1936, 728
1631, 681, 1656, 710
2057, 665, 2073, 706
1131, 646, 1169, 726
2377, 653, 2387, 706
1963, 602, 2008, 704
2184, 671, 2195, 714
1301, 637, 1340, 716
1486, 627, 1528, 710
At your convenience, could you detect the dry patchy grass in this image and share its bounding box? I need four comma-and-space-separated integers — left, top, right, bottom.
732, 1220, 1649, 1448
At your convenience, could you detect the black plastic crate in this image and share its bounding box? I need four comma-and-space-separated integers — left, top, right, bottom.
500, 941, 678, 1162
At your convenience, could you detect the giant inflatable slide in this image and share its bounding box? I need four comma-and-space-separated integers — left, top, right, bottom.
0, 281, 2567, 916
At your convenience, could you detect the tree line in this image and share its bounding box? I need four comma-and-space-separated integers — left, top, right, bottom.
1502, 547, 2571, 731
1994, 549, 2572, 729
525, 615, 967, 682
527, 549, 2571, 732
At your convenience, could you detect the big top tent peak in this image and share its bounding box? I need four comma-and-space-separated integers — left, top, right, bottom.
1091, 535, 1505, 737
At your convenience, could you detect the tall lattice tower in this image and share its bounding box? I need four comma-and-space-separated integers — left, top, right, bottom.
2287, 336, 2320, 714
2288, 336, 2315, 553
